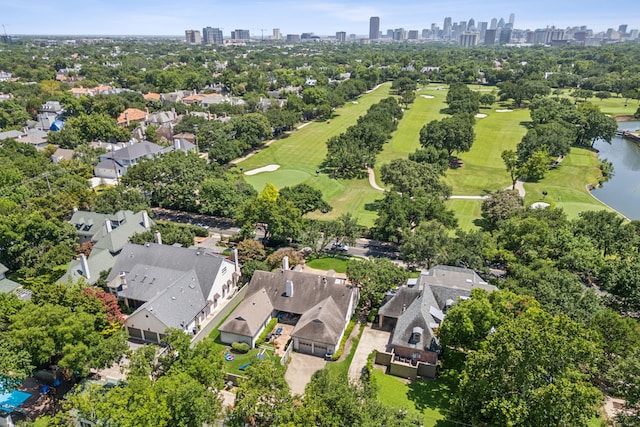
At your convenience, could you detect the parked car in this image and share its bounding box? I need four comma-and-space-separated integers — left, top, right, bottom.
331, 242, 349, 252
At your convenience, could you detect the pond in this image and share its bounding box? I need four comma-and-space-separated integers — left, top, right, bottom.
591, 121, 640, 220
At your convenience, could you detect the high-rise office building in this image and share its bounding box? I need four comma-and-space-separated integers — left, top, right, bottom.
273, 28, 281, 40
231, 30, 250, 41
460, 32, 478, 47
618, 24, 628, 34
478, 21, 488, 41
202, 27, 223, 45
393, 28, 405, 41
497, 18, 505, 28
408, 30, 419, 40
336, 31, 347, 42
509, 13, 515, 27
484, 29, 497, 45
490, 18, 497, 29
369, 17, 380, 40
286, 34, 300, 42
499, 28, 512, 44
443, 17, 452, 39
468, 19, 475, 31
185, 30, 201, 44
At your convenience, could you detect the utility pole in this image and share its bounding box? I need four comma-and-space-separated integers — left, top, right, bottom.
2, 25, 9, 44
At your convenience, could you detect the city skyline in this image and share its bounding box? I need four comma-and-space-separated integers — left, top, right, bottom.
1, 0, 639, 36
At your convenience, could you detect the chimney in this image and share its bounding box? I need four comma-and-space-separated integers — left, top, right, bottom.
282, 256, 289, 271
119, 271, 127, 290
141, 210, 151, 229
105, 219, 113, 233
232, 248, 239, 273
285, 280, 294, 297
154, 230, 162, 245
125, 111, 130, 126
80, 253, 91, 280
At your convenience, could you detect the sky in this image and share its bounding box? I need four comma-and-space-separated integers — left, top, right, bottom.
1, 0, 639, 36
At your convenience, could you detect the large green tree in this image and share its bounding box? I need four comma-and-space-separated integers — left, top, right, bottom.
419, 114, 475, 157
451, 309, 602, 427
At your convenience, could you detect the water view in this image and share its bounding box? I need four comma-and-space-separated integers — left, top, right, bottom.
591, 121, 640, 220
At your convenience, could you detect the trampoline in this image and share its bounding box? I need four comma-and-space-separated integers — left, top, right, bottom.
0, 390, 31, 413
224, 354, 235, 362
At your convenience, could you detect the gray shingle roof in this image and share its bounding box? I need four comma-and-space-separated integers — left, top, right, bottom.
385, 265, 497, 353
291, 296, 345, 346
104, 140, 164, 162
218, 289, 274, 336
109, 243, 233, 330
108, 243, 229, 305
223, 269, 357, 344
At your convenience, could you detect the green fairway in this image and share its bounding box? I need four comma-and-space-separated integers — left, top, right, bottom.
445, 107, 529, 195
522, 146, 615, 219
445, 199, 483, 231
239, 83, 629, 229
239, 83, 392, 227
372, 86, 449, 188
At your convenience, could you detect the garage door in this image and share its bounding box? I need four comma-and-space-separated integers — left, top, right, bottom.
143, 330, 159, 343
128, 327, 142, 339
314, 344, 327, 357
298, 341, 312, 354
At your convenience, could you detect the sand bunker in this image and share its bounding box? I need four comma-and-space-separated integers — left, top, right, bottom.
420, 95, 435, 99
496, 109, 513, 113
352, 101, 359, 104
475, 113, 487, 118
244, 164, 281, 175
530, 202, 550, 209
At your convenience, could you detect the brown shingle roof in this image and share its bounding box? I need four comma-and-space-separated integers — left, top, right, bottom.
117, 108, 147, 125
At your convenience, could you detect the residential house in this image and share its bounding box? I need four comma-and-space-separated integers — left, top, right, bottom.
377, 265, 496, 377
116, 108, 146, 127
0, 93, 14, 102
0, 263, 20, 295
143, 93, 161, 102
37, 101, 64, 131
93, 139, 194, 179
58, 210, 153, 285
0, 128, 49, 150
0, 71, 12, 82
106, 243, 238, 343
218, 261, 358, 356
51, 147, 75, 164
160, 90, 193, 106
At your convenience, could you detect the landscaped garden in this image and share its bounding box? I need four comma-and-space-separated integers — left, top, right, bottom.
305, 255, 349, 273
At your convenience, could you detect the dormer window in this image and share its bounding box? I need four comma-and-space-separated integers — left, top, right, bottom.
410, 326, 423, 344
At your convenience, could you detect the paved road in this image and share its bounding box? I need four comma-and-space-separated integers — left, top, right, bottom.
151, 208, 240, 236
285, 352, 326, 395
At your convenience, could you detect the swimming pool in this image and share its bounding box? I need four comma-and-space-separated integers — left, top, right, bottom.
0, 390, 31, 413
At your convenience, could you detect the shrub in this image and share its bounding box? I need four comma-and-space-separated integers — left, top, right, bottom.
256, 317, 278, 346
331, 319, 357, 361
231, 341, 250, 353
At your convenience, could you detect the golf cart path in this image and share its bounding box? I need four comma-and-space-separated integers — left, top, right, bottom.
367, 167, 527, 199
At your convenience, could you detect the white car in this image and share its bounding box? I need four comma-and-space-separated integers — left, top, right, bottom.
332, 242, 349, 252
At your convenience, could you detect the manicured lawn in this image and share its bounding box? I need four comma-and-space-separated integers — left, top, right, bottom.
372, 86, 449, 188
239, 83, 392, 227
221, 347, 276, 374
445, 199, 483, 232
306, 256, 349, 273
522, 146, 614, 219
445, 106, 529, 195
373, 351, 464, 427
239, 83, 631, 228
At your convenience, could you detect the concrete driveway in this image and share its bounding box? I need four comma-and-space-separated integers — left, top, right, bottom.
348, 324, 391, 381
285, 352, 326, 395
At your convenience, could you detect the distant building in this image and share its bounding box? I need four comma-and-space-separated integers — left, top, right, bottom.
273, 28, 281, 40
185, 29, 201, 45
499, 28, 512, 44
408, 30, 419, 40
202, 27, 223, 45
459, 32, 478, 47
286, 34, 300, 42
484, 29, 497, 45
335, 31, 346, 42
369, 16, 380, 40
231, 29, 250, 41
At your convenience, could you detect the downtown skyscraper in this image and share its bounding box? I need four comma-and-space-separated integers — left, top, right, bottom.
369, 16, 380, 40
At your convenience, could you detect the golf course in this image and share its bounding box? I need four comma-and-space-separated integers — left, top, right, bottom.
238, 82, 637, 229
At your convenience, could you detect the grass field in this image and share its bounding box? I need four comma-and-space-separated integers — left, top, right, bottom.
239, 83, 392, 227
306, 256, 349, 273
238, 83, 632, 229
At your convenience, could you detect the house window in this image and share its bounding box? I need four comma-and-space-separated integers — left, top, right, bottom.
411, 326, 423, 344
